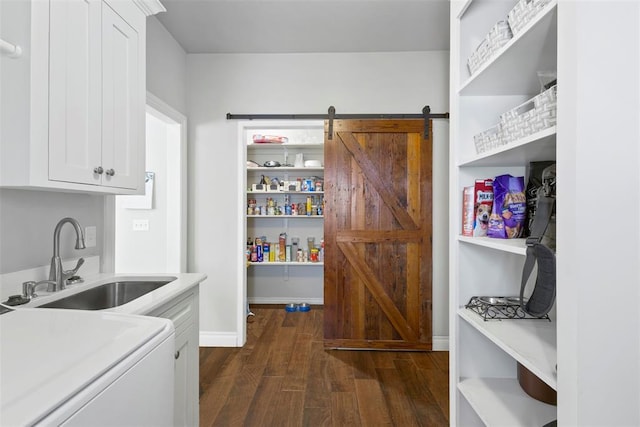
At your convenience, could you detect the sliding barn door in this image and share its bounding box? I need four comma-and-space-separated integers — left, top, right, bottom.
323, 119, 433, 350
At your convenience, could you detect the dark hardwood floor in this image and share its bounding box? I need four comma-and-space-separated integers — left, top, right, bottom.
199, 306, 449, 426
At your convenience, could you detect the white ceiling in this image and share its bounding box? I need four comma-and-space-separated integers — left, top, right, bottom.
155, 0, 451, 54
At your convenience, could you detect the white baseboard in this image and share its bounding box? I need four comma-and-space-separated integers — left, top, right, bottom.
199, 331, 239, 347
248, 297, 324, 305
432, 335, 449, 351
199, 331, 448, 350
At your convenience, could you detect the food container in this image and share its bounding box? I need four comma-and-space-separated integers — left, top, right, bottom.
285, 303, 297, 312
517, 363, 557, 405
298, 303, 311, 312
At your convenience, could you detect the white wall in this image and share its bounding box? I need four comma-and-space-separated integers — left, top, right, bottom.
115, 114, 173, 273
146, 16, 187, 114
0, 189, 103, 275
187, 51, 450, 341
557, 1, 640, 424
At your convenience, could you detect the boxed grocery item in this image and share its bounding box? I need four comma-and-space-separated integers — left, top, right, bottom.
462, 186, 475, 236
488, 174, 526, 239
472, 179, 494, 237
462, 179, 494, 237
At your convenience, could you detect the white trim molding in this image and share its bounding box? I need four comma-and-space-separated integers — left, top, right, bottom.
200, 331, 240, 348
132, 0, 166, 16
432, 335, 449, 351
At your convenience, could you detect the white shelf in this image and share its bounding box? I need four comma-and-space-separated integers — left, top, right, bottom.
247, 143, 324, 149
458, 236, 526, 256
458, 308, 557, 390
459, 126, 556, 167
247, 215, 324, 219
247, 167, 324, 172
249, 262, 324, 267
458, 377, 557, 427
459, 1, 558, 96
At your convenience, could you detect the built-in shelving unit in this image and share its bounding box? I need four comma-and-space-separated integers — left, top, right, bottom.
450, 0, 558, 424
240, 120, 325, 305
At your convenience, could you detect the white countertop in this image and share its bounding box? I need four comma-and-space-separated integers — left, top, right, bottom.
22, 272, 207, 315
1, 273, 206, 425
0, 308, 174, 426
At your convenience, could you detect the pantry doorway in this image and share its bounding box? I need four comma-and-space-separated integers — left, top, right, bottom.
323, 119, 433, 350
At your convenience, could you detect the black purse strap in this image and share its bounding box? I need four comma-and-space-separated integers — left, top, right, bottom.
520, 195, 556, 317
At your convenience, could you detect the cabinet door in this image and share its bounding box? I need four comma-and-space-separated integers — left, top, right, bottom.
48, 0, 102, 185
101, 1, 140, 189
173, 327, 190, 427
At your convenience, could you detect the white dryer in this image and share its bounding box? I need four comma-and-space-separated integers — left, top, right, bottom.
1, 307, 175, 426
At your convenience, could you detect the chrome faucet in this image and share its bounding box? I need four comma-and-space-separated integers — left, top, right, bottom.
48, 217, 86, 292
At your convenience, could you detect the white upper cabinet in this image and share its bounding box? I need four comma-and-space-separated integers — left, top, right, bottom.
101, 1, 142, 190
48, 0, 103, 186
0, 0, 161, 194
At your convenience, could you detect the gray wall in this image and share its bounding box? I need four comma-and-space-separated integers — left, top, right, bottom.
187, 51, 450, 339
146, 16, 188, 115
0, 189, 103, 274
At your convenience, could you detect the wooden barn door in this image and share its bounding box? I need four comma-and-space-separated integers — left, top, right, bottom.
323, 119, 433, 350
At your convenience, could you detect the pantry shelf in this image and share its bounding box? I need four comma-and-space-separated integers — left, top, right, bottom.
247, 215, 324, 219
459, 126, 556, 167
247, 143, 324, 149
458, 308, 557, 389
459, 0, 557, 96
458, 236, 526, 256
246, 191, 325, 195
248, 167, 324, 172
248, 262, 324, 267
458, 377, 557, 427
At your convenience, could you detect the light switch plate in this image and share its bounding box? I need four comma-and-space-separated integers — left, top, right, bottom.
132, 219, 149, 231
85, 226, 97, 248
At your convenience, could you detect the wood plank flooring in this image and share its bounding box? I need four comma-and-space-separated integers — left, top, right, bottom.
199, 306, 449, 426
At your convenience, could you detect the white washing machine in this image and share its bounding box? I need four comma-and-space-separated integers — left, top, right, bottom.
0, 307, 175, 426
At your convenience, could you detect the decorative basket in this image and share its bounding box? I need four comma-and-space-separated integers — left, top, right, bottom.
500, 84, 557, 144
467, 20, 513, 76
508, 0, 553, 35
473, 123, 503, 154
472, 85, 556, 155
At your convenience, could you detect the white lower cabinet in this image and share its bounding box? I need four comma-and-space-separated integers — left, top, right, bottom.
147, 288, 200, 427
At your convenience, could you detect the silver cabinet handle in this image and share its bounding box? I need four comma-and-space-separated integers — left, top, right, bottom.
93, 166, 104, 174
105, 169, 115, 176
174, 350, 180, 359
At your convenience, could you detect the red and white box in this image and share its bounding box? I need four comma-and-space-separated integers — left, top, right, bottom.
462, 186, 475, 236
471, 179, 494, 237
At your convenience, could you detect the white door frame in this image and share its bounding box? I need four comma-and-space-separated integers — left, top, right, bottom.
103, 92, 187, 273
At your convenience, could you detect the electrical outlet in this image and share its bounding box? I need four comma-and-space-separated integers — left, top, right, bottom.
85, 226, 97, 248
132, 219, 149, 231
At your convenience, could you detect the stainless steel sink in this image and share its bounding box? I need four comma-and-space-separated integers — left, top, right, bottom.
38, 279, 175, 310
